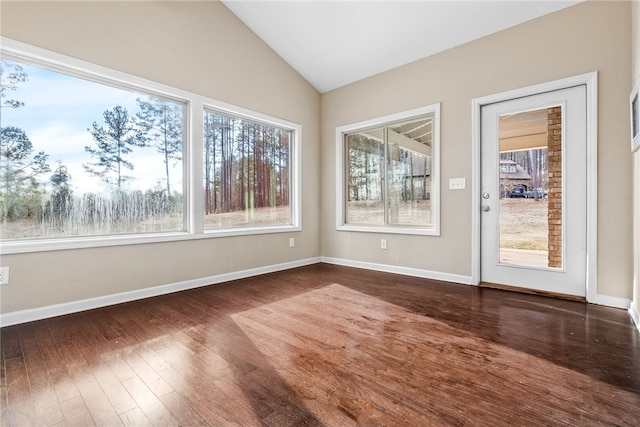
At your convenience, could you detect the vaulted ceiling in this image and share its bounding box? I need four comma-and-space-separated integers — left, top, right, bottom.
221, 0, 583, 93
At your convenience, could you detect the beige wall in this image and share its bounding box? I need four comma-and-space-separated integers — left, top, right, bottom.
0, 1, 321, 313
321, 1, 633, 299
633, 0, 640, 316
0, 1, 636, 317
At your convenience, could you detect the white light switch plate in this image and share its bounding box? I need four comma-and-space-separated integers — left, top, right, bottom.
449, 178, 466, 190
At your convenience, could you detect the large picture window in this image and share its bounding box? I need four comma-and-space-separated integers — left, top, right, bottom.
0, 59, 186, 240
0, 38, 300, 253
336, 105, 440, 235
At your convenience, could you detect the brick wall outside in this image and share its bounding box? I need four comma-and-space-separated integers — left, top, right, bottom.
547, 107, 562, 268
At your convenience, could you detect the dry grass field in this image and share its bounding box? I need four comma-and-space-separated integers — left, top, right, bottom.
2, 202, 545, 247
1, 206, 292, 240
204, 206, 291, 228
346, 200, 432, 225
500, 198, 548, 251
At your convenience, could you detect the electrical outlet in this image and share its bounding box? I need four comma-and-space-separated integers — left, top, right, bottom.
0, 267, 9, 285
289, 237, 295, 248
381, 239, 387, 250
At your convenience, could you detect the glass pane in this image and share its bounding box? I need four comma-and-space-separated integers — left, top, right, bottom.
0, 59, 185, 240
386, 116, 433, 226
345, 131, 384, 225
203, 110, 291, 229
498, 107, 562, 269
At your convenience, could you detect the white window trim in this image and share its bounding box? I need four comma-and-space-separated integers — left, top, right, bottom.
336, 104, 440, 236
198, 103, 302, 237
0, 37, 301, 255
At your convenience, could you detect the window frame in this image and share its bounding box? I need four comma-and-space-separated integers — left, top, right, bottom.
336, 104, 440, 236
0, 37, 301, 255
199, 104, 301, 236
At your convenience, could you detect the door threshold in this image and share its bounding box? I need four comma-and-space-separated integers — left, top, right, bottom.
479, 281, 586, 302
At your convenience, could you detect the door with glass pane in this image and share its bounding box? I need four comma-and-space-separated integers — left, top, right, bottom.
480, 86, 587, 297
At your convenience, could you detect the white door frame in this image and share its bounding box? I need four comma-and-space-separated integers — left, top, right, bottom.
471, 72, 598, 303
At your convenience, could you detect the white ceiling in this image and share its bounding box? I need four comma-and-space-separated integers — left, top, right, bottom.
221, 0, 582, 93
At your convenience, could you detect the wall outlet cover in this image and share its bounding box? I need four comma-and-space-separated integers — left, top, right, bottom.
0, 267, 9, 285
449, 177, 466, 190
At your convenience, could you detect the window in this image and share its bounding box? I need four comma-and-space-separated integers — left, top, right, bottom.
336, 104, 440, 235
0, 38, 300, 253
0, 58, 186, 240
203, 110, 293, 229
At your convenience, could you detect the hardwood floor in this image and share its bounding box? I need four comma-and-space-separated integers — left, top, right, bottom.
2, 263, 639, 426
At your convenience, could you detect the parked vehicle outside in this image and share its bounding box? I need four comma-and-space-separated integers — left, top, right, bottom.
508, 185, 548, 199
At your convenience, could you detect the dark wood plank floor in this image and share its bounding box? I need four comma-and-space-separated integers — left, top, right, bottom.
2, 263, 639, 426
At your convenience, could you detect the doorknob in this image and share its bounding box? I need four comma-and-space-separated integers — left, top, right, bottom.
482, 205, 490, 212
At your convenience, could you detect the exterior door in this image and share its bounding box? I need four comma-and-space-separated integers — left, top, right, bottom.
480, 86, 587, 297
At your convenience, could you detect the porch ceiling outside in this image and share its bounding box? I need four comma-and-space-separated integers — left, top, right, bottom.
499, 109, 548, 152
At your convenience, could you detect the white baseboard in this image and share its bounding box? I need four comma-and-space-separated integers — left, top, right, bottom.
320, 256, 473, 285
0, 257, 321, 327
321, 257, 633, 311
630, 302, 640, 335
2, 255, 632, 328
595, 294, 630, 309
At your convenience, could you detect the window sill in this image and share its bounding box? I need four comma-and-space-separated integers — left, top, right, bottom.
336, 224, 439, 236
0, 224, 301, 255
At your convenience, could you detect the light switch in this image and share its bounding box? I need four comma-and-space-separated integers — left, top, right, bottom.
449, 178, 466, 190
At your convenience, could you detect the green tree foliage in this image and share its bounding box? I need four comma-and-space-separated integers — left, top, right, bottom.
0, 126, 50, 222
0, 60, 27, 111
0, 61, 51, 224
136, 97, 183, 197
84, 105, 145, 191
0, 130, 50, 222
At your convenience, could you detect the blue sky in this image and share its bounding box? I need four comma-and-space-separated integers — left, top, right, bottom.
1, 59, 183, 195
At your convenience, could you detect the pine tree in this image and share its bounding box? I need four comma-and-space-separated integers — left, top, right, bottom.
84, 105, 145, 191
136, 97, 183, 197
0, 61, 50, 224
